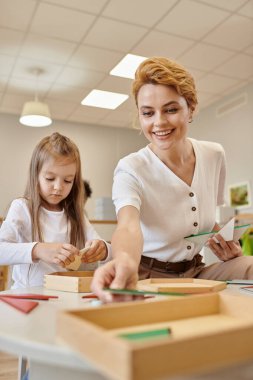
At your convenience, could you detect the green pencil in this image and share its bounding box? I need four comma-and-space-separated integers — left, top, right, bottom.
119, 327, 172, 341
103, 287, 186, 297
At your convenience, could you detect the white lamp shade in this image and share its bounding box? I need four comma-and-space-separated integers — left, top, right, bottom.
19, 100, 52, 127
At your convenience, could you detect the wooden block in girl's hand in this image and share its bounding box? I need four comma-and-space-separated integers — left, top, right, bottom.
66, 256, 82, 271
66, 247, 90, 271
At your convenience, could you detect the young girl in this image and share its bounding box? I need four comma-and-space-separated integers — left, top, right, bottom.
0, 132, 111, 289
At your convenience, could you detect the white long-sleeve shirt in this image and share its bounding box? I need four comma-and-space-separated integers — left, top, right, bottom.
0, 198, 111, 288
113, 138, 226, 263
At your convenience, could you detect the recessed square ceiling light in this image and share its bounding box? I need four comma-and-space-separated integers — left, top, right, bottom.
81, 89, 129, 110
110, 53, 147, 79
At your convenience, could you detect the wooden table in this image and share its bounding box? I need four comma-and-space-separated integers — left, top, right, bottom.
0, 285, 253, 380
0, 286, 107, 380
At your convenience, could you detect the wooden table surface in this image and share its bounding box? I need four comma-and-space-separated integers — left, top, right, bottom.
0, 285, 253, 380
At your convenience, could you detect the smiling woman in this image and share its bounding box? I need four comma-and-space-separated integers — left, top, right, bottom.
0, 132, 111, 289
137, 83, 195, 186
91, 56, 253, 302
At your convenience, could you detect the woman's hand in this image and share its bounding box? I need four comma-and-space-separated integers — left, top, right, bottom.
32, 243, 79, 267
81, 240, 107, 263
91, 206, 142, 302
91, 253, 139, 303
207, 234, 242, 261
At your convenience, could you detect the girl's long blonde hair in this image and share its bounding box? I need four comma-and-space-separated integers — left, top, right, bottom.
24, 132, 85, 248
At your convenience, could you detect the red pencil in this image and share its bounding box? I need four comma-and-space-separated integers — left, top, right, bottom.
0, 294, 58, 300
82, 294, 98, 299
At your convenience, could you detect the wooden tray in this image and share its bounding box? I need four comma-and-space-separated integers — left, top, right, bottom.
137, 278, 226, 294
44, 271, 94, 292
57, 293, 253, 380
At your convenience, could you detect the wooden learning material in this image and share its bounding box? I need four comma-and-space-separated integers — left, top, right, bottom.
184, 220, 250, 251
103, 287, 186, 297
119, 327, 172, 341
227, 279, 253, 285
0, 294, 58, 300
57, 292, 253, 380
137, 278, 226, 294
65, 247, 90, 271
44, 271, 94, 292
0, 296, 38, 313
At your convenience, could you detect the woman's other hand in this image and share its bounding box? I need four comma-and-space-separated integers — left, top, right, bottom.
207, 234, 243, 261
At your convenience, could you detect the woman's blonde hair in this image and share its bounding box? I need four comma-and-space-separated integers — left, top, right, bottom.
132, 56, 198, 112
24, 132, 85, 248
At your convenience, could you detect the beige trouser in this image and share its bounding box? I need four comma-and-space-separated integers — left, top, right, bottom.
138, 256, 253, 281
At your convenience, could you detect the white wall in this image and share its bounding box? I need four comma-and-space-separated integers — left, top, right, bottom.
189, 82, 253, 213
0, 114, 147, 219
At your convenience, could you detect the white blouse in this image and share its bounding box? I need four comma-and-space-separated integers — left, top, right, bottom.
113, 138, 226, 263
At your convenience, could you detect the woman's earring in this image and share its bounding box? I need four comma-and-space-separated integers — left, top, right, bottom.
189, 118, 193, 124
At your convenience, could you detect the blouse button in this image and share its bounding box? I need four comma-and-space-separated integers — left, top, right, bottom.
192, 207, 196, 211
193, 222, 198, 227
187, 245, 191, 250
189, 192, 194, 197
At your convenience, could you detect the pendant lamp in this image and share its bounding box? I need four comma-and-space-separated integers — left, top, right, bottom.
19, 68, 52, 127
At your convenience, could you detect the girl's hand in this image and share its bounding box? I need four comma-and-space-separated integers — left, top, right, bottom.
81, 240, 107, 263
207, 234, 243, 261
32, 243, 79, 267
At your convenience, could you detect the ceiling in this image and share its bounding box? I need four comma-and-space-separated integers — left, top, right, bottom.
0, 0, 252, 129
